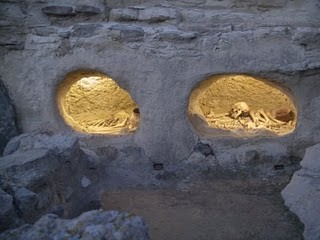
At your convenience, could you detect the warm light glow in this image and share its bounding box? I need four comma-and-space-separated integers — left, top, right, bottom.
57, 71, 140, 134
189, 74, 297, 137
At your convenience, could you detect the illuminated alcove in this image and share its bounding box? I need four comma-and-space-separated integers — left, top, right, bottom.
188, 74, 297, 137
57, 71, 140, 134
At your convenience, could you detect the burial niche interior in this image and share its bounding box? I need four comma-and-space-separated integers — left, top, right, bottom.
57, 71, 140, 134
188, 74, 297, 137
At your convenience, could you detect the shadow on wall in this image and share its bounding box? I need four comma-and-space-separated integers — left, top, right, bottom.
56, 70, 140, 135
0, 79, 19, 155
188, 74, 297, 138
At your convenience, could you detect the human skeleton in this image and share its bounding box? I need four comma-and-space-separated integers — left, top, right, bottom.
205, 102, 294, 134
75, 108, 140, 133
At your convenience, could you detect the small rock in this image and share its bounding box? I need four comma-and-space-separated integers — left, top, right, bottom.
32, 27, 58, 37
72, 24, 102, 38
138, 7, 179, 23
81, 176, 91, 188
186, 152, 206, 164
35, 189, 52, 210
2, 133, 23, 156
75, 5, 102, 15
58, 31, 71, 38
0, 189, 16, 231
292, 27, 320, 46
14, 188, 38, 221
109, 8, 139, 21
81, 148, 100, 169
194, 142, 213, 157
159, 29, 198, 42
257, 0, 288, 8
42, 6, 75, 16
48, 205, 65, 217
120, 146, 147, 164
97, 145, 118, 159
234, 0, 287, 9
205, 154, 218, 167
110, 24, 145, 42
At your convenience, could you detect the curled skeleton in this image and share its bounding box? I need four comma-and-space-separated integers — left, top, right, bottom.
205, 101, 294, 133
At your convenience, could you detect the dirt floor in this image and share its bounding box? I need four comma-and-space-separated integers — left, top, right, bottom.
101, 175, 303, 240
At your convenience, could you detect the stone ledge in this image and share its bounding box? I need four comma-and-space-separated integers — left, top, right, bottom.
71, 24, 103, 38
42, 6, 75, 16
233, 0, 288, 9
110, 24, 145, 42
109, 7, 180, 23
158, 29, 199, 42
109, 8, 138, 21
138, 7, 180, 23
75, 5, 102, 15
42, 5, 103, 17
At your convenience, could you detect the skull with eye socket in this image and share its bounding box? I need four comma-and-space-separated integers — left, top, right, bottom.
229, 102, 250, 119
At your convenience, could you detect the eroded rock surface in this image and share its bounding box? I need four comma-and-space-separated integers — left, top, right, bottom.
282, 143, 320, 240
0, 210, 149, 240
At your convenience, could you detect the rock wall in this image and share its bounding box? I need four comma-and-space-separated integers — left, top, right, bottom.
0, 79, 19, 156
0, 0, 320, 164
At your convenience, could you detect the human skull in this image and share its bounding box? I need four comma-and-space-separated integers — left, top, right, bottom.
230, 102, 250, 119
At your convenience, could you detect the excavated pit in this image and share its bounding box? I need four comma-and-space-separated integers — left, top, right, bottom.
189, 74, 298, 137
56, 71, 140, 135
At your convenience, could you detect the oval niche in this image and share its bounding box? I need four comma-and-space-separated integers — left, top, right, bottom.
188, 74, 297, 137
57, 70, 140, 134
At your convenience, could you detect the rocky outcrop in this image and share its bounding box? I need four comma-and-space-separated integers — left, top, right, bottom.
282, 143, 320, 240
0, 80, 19, 156
0, 210, 149, 240
0, 132, 103, 231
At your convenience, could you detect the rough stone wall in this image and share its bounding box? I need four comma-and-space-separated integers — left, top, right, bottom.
0, 0, 320, 164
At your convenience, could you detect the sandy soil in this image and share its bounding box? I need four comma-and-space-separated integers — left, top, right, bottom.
102, 176, 303, 240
